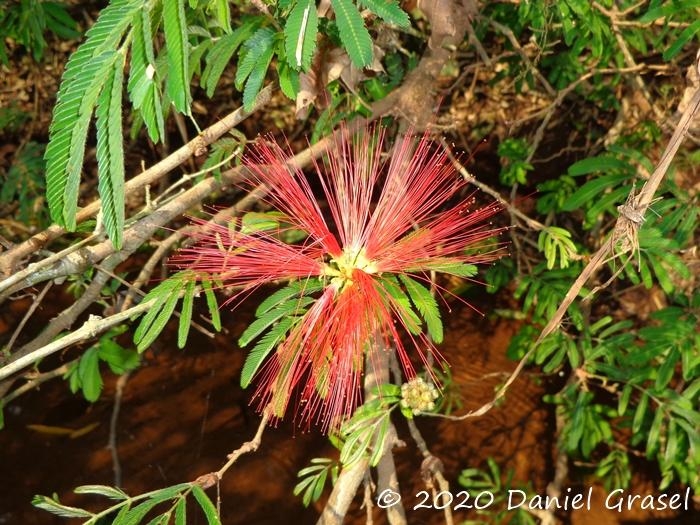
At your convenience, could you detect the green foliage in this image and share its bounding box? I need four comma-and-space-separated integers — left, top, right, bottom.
358, 0, 410, 27
431, 366, 464, 416
127, 5, 165, 143
284, 0, 318, 71
482, 0, 699, 101
134, 271, 222, 352
330, 0, 373, 68
513, 263, 584, 325
294, 457, 339, 507
458, 458, 536, 525
398, 274, 444, 343
497, 138, 533, 185
33, 482, 221, 524
532, 305, 700, 491
537, 226, 578, 270
595, 449, 632, 492
0, 0, 80, 64
202, 137, 243, 177
337, 391, 400, 466
44, 0, 139, 242
65, 326, 139, 402
638, 1, 700, 60
201, 17, 261, 97
95, 51, 126, 250
238, 278, 323, 388
378, 275, 423, 335
0, 103, 31, 133
163, 0, 192, 115
234, 27, 276, 111
41, 0, 413, 246
0, 141, 49, 228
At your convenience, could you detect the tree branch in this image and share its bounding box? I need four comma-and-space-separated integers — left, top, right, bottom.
0, 85, 274, 277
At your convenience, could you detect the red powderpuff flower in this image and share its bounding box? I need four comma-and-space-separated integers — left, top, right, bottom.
173, 124, 505, 431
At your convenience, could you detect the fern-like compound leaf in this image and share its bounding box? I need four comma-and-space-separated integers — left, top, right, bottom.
202, 18, 261, 97
330, 0, 373, 67
240, 317, 295, 389
234, 27, 275, 89
284, 0, 319, 71
163, 0, 192, 114
358, 0, 410, 27
399, 274, 444, 343
128, 6, 165, 142
45, 0, 138, 230
95, 53, 126, 249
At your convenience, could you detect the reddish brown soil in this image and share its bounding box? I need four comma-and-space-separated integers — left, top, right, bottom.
1, 295, 697, 525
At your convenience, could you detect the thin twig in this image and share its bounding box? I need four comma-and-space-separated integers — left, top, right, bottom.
194, 409, 270, 491
485, 18, 556, 98
109, 371, 130, 487
0, 85, 274, 276
0, 361, 73, 405
440, 139, 546, 231
428, 65, 700, 423
362, 473, 375, 525
2, 281, 52, 353
0, 233, 99, 299
0, 299, 155, 382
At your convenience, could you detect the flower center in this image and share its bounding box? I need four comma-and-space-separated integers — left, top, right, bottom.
323, 247, 377, 290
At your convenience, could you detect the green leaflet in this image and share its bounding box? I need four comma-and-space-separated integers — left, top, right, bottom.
378, 275, 422, 335
663, 18, 700, 61
399, 274, 443, 344
77, 347, 103, 402
561, 173, 629, 212
566, 155, 629, 176
128, 6, 165, 143
239, 296, 314, 347
358, 0, 410, 27
74, 485, 128, 500
95, 52, 126, 249
163, 0, 192, 114
202, 17, 261, 97
174, 497, 186, 525
255, 278, 324, 316
134, 272, 191, 352
202, 278, 222, 331
638, 0, 700, 23
330, 0, 373, 67
210, 0, 231, 33
31, 495, 94, 519
284, 0, 318, 71
191, 485, 221, 525
294, 458, 339, 507
340, 407, 392, 466
177, 279, 196, 348
278, 60, 300, 99
419, 261, 478, 277
44, 0, 138, 231
234, 27, 275, 111
46, 50, 117, 230
240, 317, 294, 388
118, 498, 160, 525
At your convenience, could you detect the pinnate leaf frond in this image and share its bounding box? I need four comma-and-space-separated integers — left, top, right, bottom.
45, 0, 138, 230
163, 0, 192, 114
330, 0, 373, 67
284, 0, 319, 71
95, 53, 126, 249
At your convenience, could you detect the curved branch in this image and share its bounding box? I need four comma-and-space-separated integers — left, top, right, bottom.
430, 72, 700, 422
0, 85, 274, 278
0, 299, 154, 382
